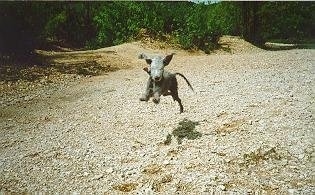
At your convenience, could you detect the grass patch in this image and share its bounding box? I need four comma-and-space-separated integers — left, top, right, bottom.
164, 134, 172, 145
216, 119, 244, 134
112, 182, 137, 192
152, 174, 173, 192
164, 119, 202, 145
243, 147, 282, 167
0, 49, 122, 83
143, 164, 162, 175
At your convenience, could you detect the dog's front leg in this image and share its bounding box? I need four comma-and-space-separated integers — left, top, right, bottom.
152, 82, 162, 104
140, 77, 153, 101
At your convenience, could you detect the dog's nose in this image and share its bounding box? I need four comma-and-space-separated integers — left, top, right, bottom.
154, 76, 161, 81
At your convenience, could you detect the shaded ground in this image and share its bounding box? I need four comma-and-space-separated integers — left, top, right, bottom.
0, 36, 314, 193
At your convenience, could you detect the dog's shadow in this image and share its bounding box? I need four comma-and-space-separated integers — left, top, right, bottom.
164, 118, 202, 145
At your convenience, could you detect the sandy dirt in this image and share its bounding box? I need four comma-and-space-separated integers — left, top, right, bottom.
0, 36, 314, 193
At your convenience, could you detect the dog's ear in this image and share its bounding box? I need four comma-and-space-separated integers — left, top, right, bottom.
145, 59, 152, 64
163, 53, 175, 66
138, 53, 147, 59
143, 67, 151, 75
138, 53, 152, 64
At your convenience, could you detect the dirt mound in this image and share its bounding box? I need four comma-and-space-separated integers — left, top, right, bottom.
36, 40, 191, 73
215, 35, 264, 54
0, 36, 263, 99
10, 35, 263, 79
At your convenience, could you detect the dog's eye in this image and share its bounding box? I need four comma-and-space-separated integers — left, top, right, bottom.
145, 59, 152, 64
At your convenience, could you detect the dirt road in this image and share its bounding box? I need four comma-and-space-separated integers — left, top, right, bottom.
0, 39, 314, 193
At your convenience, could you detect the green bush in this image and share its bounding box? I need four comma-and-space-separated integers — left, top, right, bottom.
1, 1, 314, 55
259, 2, 315, 42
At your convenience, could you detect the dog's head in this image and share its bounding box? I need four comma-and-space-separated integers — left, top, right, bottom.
138, 53, 175, 81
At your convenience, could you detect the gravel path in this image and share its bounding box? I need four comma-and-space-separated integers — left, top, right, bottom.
0, 48, 314, 193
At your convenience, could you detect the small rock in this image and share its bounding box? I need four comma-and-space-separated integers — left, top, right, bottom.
106, 167, 114, 174
298, 153, 305, 159
141, 186, 154, 194
125, 170, 136, 176
163, 160, 170, 165
208, 173, 217, 181
24, 96, 31, 101
217, 184, 225, 191
92, 174, 104, 180
288, 189, 296, 194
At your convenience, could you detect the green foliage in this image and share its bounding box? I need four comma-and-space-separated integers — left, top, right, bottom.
172, 119, 201, 144
0, 2, 46, 55
175, 2, 241, 52
93, 2, 145, 47
259, 2, 315, 42
44, 11, 67, 39
163, 119, 201, 145
94, 2, 239, 52
1, 1, 314, 55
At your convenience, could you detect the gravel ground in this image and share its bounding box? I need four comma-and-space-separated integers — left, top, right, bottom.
0, 45, 314, 193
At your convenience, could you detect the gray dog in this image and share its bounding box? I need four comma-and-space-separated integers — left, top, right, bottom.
139, 53, 193, 113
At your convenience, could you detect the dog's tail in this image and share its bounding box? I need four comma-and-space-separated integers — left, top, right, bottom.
175, 73, 194, 92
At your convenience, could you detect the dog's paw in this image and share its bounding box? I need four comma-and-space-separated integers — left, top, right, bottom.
152, 98, 160, 104
140, 97, 149, 101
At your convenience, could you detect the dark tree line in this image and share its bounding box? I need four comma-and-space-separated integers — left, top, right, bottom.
0, 1, 314, 56
241, 1, 315, 45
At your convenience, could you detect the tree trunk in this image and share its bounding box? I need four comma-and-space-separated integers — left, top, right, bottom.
242, 1, 263, 45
